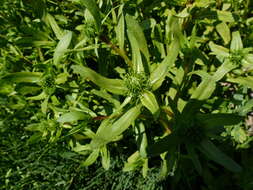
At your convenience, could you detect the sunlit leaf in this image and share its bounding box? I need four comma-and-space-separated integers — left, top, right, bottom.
57, 111, 90, 123
216, 22, 230, 45
126, 14, 150, 72
2, 72, 42, 83
45, 13, 64, 40
150, 38, 180, 90
81, 149, 100, 166
227, 76, 253, 89
209, 42, 229, 57
140, 90, 159, 117
72, 65, 127, 95
191, 76, 216, 100
100, 146, 110, 170
90, 104, 142, 148
53, 31, 72, 65
116, 13, 125, 50
230, 31, 243, 51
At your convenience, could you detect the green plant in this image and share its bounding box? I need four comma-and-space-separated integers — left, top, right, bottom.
1, 0, 253, 189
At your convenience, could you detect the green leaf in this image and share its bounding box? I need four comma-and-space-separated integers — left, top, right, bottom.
123, 151, 145, 172
72, 65, 127, 95
230, 31, 243, 51
57, 111, 89, 123
135, 122, 148, 158
73, 143, 91, 152
212, 60, 237, 81
81, 149, 100, 167
236, 99, 253, 116
2, 72, 42, 83
77, 0, 101, 31
126, 14, 150, 72
91, 89, 120, 108
45, 13, 64, 40
199, 139, 242, 172
27, 91, 47, 100
90, 104, 142, 148
186, 144, 202, 174
150, 38, 180, 90
216, 22, 230, 45
209, 42, 229, 57
116, 13, 125, 50
217, 10, 235, 23
231, 126, 247, 143
196, 113, 243, 128
41, 96, 49, 114
55, 73, 69, 84
100, 146, 110, 170
147, 133, 181, 156
191, 75, 216, 100
140, 90, 159, 117
53, 31, 72, 65
227, 76, 253, 89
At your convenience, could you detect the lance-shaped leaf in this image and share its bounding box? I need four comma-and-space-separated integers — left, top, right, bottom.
231, 31, 243, 51
123, 151, 148, 176
72, 65, 127, 95
199, 139, 242, 172
53, 31, 72, 65
186, 144, 202, 174
227, 76, 253, 89
45, 13, 64, 40
78, 0, 101, 31
90, 104, 142, 149
100, 146, 110, 170
57, 111, 90, 123
150, 38, 180, 90
135, 122, 148, 158
192, 60, 236, 100
212, 60, 237, 81
209, 42, 229, 57
126, 14, 150, 71
191, 75, 216, 100
216, 22, 230, 45
81, 149, 100, 167
196, 113, 243, 128
41, 96, 49, 114
140, 90, 159, 118
2, 72, 42, 83
116, 13, 125, 50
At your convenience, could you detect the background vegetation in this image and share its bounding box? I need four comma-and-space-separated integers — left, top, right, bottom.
1, 0, 253, 189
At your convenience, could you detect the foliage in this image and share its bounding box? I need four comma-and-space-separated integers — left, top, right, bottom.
1, 0, 253, 189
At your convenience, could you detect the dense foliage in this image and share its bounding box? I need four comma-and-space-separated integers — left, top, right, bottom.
1, 0, 253, 189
